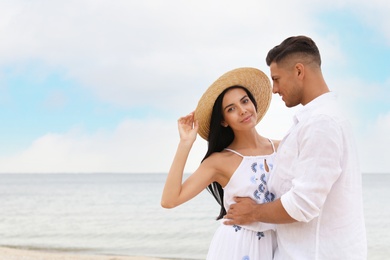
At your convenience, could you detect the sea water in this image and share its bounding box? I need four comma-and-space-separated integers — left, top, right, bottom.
0, 173, 388, 259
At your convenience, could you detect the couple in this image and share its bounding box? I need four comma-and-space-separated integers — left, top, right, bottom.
161, 36, 367, 259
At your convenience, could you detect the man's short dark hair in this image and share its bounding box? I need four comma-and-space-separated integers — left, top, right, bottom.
266, 36, 321, 67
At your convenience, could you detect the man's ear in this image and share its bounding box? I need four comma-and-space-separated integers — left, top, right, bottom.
295, 63, 304, 78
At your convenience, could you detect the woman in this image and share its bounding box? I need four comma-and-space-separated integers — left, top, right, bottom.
161, 67, 279, 259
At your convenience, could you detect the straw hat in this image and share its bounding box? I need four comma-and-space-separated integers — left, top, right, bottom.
194, 67, 272, 140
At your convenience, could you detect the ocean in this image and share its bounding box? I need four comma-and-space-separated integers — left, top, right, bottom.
0, 173, 388, 260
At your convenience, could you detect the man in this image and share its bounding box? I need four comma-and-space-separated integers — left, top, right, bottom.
224, 36, 367, 259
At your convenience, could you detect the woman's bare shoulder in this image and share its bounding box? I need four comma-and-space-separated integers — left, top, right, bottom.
204, 150, 236, 164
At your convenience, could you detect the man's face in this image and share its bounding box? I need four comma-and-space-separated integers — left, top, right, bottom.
270, 62, 302, 108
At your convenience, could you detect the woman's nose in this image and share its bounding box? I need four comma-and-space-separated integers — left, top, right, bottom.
239, 106, 247, 114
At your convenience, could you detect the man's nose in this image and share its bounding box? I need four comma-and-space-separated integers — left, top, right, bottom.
272, 84, 279, 94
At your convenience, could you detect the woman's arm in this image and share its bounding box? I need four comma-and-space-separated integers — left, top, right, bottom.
161, 112, 214, 208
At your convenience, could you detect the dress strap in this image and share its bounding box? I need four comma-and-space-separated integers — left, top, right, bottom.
268, 139, 276, 153
225, 139, 275, 156
224, 148, 244, 158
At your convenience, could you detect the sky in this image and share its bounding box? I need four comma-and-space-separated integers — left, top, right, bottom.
0, 0, 389, 174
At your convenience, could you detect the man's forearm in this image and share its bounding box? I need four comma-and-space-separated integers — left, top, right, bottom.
224, 197, 296, 225
254, 199, 296, 224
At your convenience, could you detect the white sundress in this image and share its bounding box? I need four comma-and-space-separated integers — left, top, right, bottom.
206, 140, 277, 260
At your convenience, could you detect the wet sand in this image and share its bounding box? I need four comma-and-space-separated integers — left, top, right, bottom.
0, 247, 173, 260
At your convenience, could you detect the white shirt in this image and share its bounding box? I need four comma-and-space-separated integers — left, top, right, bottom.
268, 92, 367, 259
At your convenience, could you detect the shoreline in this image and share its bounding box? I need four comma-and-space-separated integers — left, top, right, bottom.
0, 247, 174, 260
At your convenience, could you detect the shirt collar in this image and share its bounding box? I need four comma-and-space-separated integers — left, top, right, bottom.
293, 92, 336, 124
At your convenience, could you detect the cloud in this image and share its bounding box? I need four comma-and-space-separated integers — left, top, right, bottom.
0, 97, 296, 174
256, 96, 298, 139
0, 0, 320, 110
42, 89, 67, 109
352, 0, 390, 44
0, 119, 166, 173
0, 92, 387, 174
0, 0, 389, 173
358, 112, 390, 173
0, 117, 208, 173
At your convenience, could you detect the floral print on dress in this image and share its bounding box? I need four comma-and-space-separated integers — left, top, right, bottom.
251, 162, 257, 173
233, 225, 242, 232
257, 232, 265, 240
264, 191, 275, 202
234, 158, 275, 235
251, 161, 275, 203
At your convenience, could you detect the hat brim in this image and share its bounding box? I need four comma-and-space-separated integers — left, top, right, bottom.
194, 67, 272, 140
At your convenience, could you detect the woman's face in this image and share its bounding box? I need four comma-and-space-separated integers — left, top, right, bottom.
220, 88, 257, 131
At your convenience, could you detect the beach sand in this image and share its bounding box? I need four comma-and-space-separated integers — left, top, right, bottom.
0, 247, 172, 260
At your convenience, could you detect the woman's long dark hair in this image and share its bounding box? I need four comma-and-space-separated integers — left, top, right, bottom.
202, 86, 258, 220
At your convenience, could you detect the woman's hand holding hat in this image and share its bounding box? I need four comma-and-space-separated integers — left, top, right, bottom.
177, 112, 199, 144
